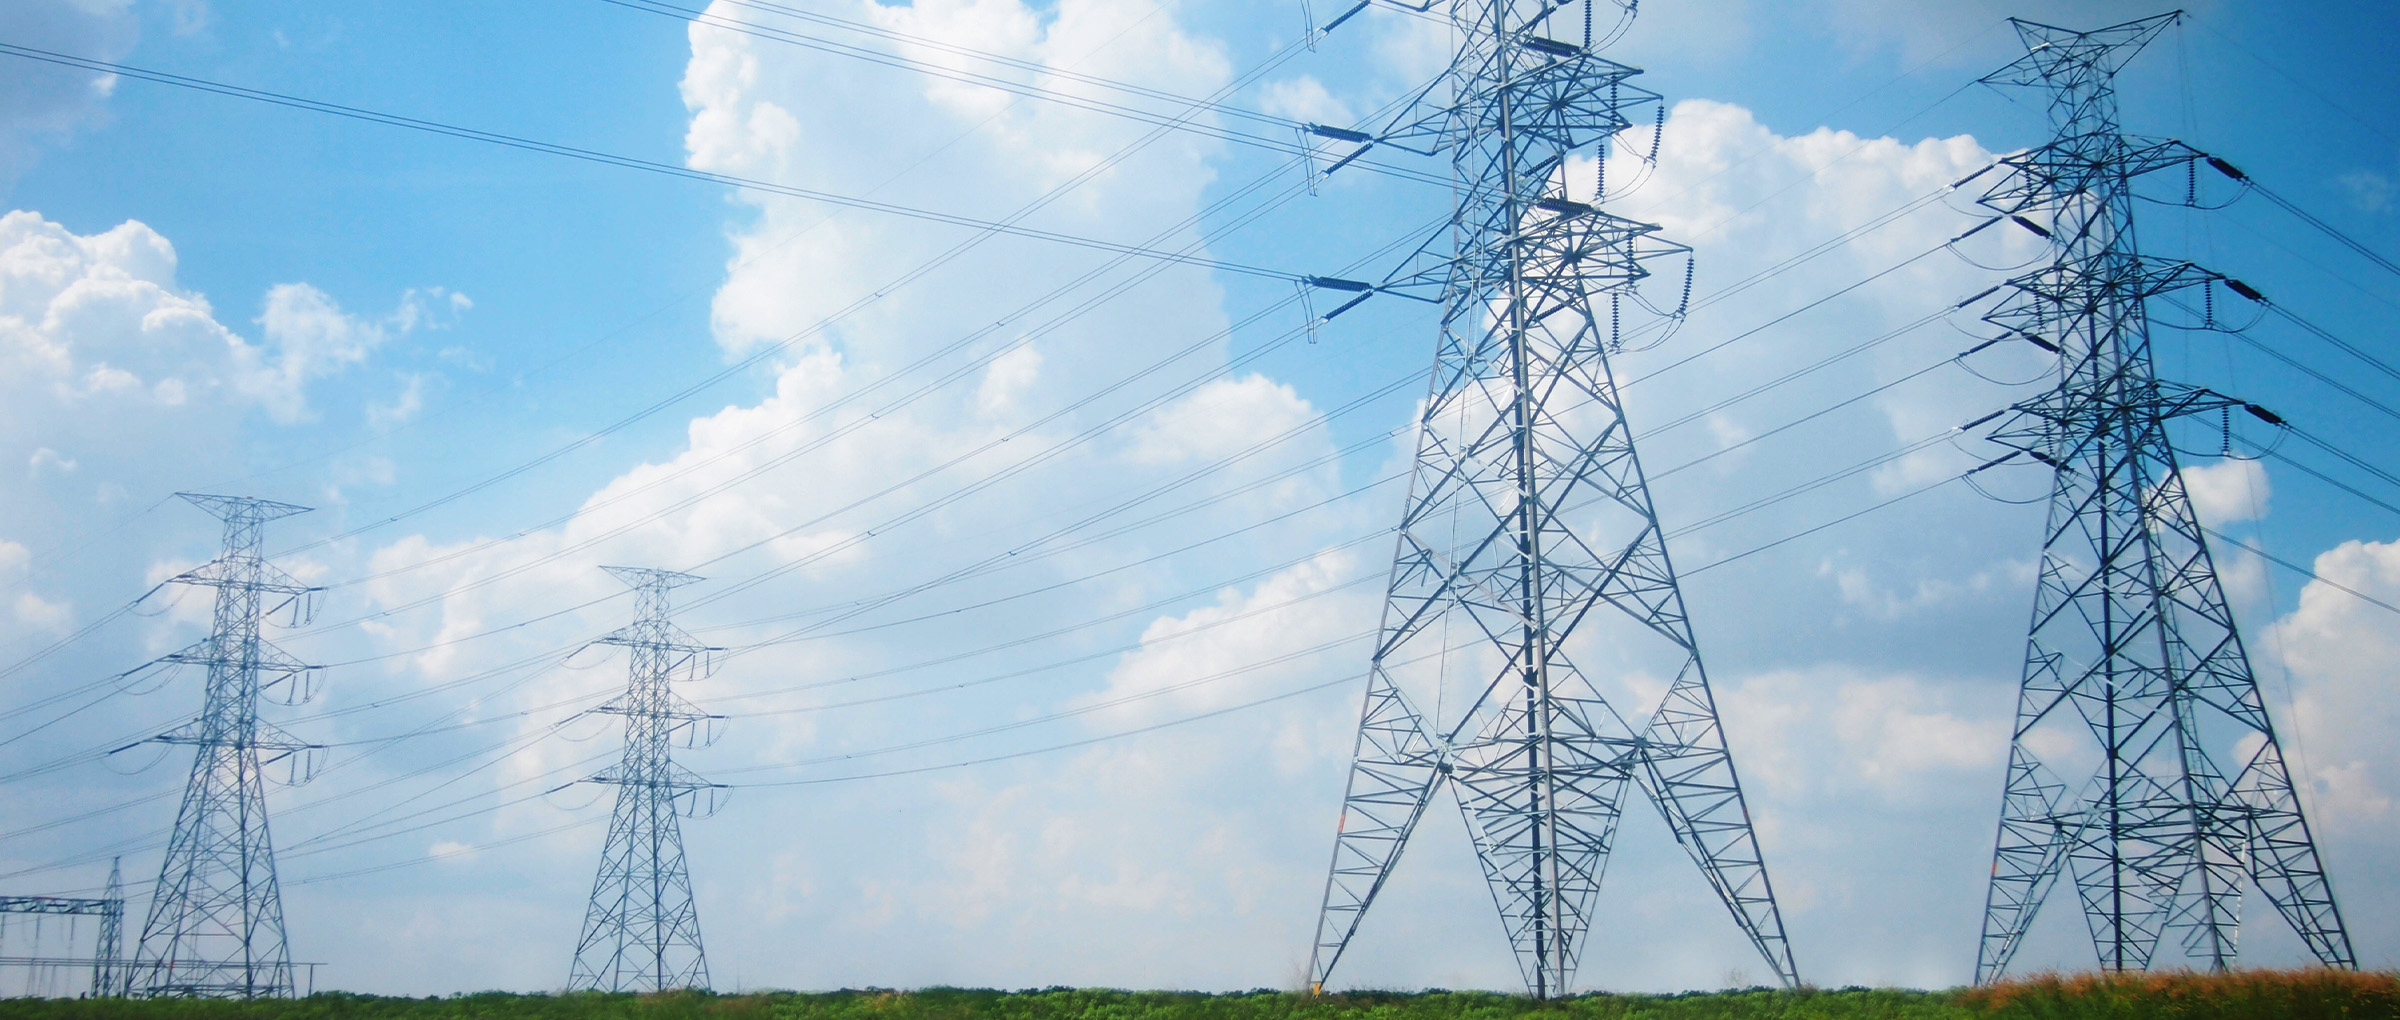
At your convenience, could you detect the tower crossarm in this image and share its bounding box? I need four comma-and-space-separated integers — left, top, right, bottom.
0, 897, 117, 915
1980, 137, 2203, 215
156, 635, 313, 670
164, 558, 314, 597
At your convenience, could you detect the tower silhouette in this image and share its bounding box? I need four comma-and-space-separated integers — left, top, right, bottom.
1970, 14, 2353, 982
95, 859, 125, 997
132, 494, 319, 998
568, 567, 723, 992
1305, 0, 1794, 996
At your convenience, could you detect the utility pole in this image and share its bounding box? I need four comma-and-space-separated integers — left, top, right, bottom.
132, 494, 319, 998
567, 567, 722, 993
1303, 0, 1794, 997
1970, 13, 2354, 983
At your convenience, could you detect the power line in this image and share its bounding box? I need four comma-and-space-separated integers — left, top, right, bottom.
598, 0, 1452, 188
2204, 528, 2400, 618
0, 43, 1306, 279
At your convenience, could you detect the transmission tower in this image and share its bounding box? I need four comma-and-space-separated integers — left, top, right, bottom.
0, 859, 129, 997
96, 858, 127, 996
132, 493, 320, 999
567, 567, 724, 993
1970, 14, 2353, 983
1303, 0, 1795, 997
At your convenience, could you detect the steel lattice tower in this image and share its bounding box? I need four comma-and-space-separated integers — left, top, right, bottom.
0, 859, 130, 996
133, 493, 318, 998
568, 567, 722, 993
1970, 14, 2353, 983
1306, 0, 1794, 997
96, 858, 126, 997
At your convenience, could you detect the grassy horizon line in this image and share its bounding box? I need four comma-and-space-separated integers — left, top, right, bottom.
0, 969, 2389, 1020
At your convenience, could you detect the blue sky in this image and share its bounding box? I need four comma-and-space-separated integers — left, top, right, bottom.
1, 0, 2397, 997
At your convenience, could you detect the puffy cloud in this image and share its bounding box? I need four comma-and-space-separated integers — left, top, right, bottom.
367, 373, 429, 429
0, 210, 440, 427
1081, 546, 1374, 726
1, 210, 221, 400
682, 0, 1236, 363
1725, 667, 2006, 803
975, 342, 1041, 418
1823, 556, 2030, 621
26, 446, 75, 475
2241, 538, 2400, 968
13, 589, 73, 632
2338, 170, 2394, 214
232, 283, 391, 423
2261, 538, 2400, 833
2181, 456, 2271, 525
1258, 75, 1351, 126
0, 207, 440, 681
1128, 374, 1316, 465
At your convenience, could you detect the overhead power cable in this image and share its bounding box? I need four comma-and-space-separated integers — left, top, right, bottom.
1664, 432, 1958, 540
284, 175, 1333, 587
0, 43, 1303, 280
262, 78, 1438, 616
2154, 295, 2400, 427
2203, 528, 2400, 618
2255, 301, 2400, 388
0, 381, 2035, 883
724, 668, 1360, 788
698, 552, 1392, 719
644, 0, 1298, 128
0, 584, 166, 690
4, 181, 1948, 748
2263, 449, 2400, 521
283, 659, 1366, 884
0, 208, 1948, 820
1628, 241, 1955, 389
268, 170, 1388, 638
2279, 425, 2400, 497
1683, 473, 1967, 576
596, 0, 1451, 188
258, 43, 1446, 568
2199, 156, 2400, 278
230, 105, 1946, 646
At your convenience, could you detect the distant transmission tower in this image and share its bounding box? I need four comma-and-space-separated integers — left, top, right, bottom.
133, 494, 320, 998
1304, 0, 1795, 997
1971, 14, 2353, 982
96, 858, 127, 996
0, 859, 129, 996
567, 567, 724, 993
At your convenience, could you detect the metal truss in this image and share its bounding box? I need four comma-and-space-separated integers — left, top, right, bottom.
0, 859, 128, 996
1305, 0, 1794, 997
132, 494, 321, 999
1970, 14, 2354, 984
568, 567, 725, 993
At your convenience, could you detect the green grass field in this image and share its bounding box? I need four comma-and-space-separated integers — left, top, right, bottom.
0, 972, 2389, 1020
